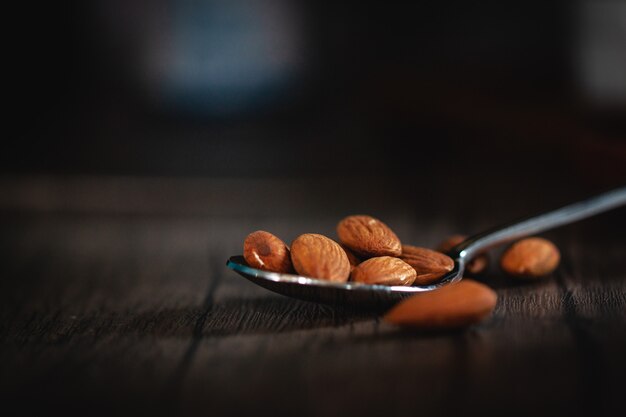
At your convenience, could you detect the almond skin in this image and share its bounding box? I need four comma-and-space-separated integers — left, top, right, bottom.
436, 234, 489, 275
383, 279, 497, 328
400, 245, 455, 285
291, 233, 351, 282
243, 230, 294, 273
351, 256, 417, 286
336, 215, 402, 257
500, 237, 560, 278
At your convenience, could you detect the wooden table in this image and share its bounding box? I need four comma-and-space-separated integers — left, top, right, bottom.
1, 174, 625, 417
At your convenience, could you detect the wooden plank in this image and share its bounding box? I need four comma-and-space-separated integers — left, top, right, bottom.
0, 176, 624, 417
0, 214, 216, 416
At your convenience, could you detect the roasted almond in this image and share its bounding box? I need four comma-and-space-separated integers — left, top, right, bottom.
383, 279, 497, 329
400, 245, 454, 285
351, 256, 416, 286
336, 215, 402, 257
500, 237, 560, 278
436, 234, 489, 275
291, 233, 351, 282
243, 230, 294, 273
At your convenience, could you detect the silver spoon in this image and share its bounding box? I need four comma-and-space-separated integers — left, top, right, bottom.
226, 187, 626, 308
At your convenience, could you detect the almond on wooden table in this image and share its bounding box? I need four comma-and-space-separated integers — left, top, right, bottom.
336, 215, 402, 258
400, 245, 454, 285
350, 256, 416, 286
500, 237, 560, 279
436, 234, 489, 275
383, 279, 497, 329
291, 233, 351, 282
243, 230, 294, 273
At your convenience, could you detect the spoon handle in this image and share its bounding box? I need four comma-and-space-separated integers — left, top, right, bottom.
454, 186, 626, 261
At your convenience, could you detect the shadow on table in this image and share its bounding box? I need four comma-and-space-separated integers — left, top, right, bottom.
206, 295, 501, 341
204, 295, 381, 337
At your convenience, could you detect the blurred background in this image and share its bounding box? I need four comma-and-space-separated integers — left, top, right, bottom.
4, 0, 626, 188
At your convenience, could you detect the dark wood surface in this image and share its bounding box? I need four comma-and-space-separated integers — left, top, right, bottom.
1, 174, 625, 417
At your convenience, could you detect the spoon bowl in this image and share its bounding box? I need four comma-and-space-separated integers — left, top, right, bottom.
226, 187, 626, 309
227, 255, 464, 308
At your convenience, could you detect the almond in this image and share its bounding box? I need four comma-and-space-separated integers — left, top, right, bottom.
400, 245, 454, 285
336, 215, 402, 257
243, 230, 294, 273
383, 279, 497, 328
291, 233, 351, 282
351, 256, 416, 286
500, 237, 560, 278
436, 234, 489, 275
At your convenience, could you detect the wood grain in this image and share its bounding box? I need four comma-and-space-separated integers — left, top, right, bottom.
0, 176, 624, 417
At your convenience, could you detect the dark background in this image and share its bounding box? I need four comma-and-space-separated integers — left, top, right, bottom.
5, 0, 625, 187
2, 2, 626, 417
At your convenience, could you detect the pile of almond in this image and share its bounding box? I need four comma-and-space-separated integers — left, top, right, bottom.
242, 214, 561, 329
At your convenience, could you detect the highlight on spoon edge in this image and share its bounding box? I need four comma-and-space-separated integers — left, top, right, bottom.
227, 256, 454, 292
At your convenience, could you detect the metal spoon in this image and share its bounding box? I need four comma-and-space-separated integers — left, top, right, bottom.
226, 187, 626, 308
